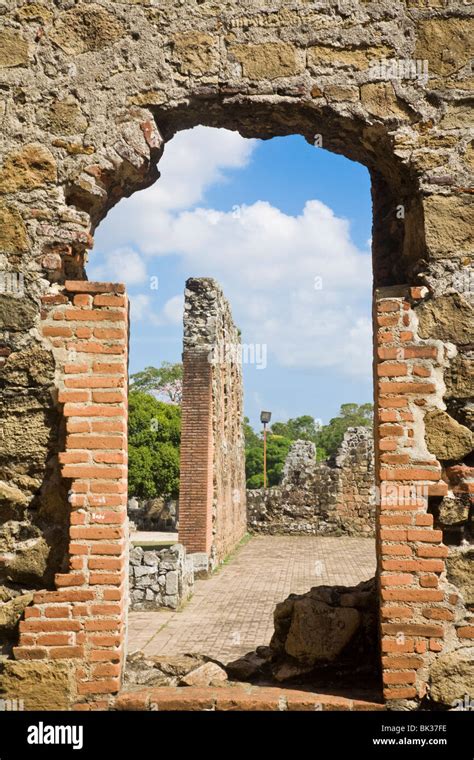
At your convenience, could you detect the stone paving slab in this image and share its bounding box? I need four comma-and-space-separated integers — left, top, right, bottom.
131, 531, 178, 545
127, 535, 376, 663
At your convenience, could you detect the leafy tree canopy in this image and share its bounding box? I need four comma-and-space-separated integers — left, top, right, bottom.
130, 362, 183, 404
316, 403, 373, 459
245, 403, 373, 488
128, 390, 181, 500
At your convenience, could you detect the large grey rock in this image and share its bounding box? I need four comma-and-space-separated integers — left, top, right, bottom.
284, 598, 360, 664
129, 546, 144, 566
190, 552, 209, 578
267, 578, 378, 681
143, 551, 159, 567
226, 651, 269, 681
166, 571, 178, 595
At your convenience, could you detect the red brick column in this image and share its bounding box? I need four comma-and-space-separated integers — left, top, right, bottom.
374, 286, 454, 704
13, 281, 129, 710
178, 350, 214, 554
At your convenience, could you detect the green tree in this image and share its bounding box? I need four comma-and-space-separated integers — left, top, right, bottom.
245, 429, 292, 489
244, 404, 373, 487
316, 403, 373, 459
244, 416, 260, 448
266, 434, 293, 485
271, 415, 321, 443
130, 362, 183, 404
128, 390, 181, 499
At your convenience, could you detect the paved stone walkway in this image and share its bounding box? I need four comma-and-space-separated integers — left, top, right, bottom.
127, 535, 376, 664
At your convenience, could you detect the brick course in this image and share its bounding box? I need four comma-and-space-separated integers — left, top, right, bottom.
13, 281, 129, 709
178, 279, 247, 566
374, 286, 469, 705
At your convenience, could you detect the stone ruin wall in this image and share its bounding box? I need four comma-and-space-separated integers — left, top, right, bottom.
0, 0, 471, 709
374, 284, 473, 708
1, 280, 130, 709
127, 496, 178, 533
128, 543, 194, 612
247, 428, 376, 537
178, 278, 247, 568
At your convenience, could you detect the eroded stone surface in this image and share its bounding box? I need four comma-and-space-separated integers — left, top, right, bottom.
416, 295, 474, 345
446, 550, 474, 608
0, 0, 472, 711
0, 660, 76, 711
424, 410, 473, 461
429, 649, 474, 708
0, 30, 28, 68
285, 600, 361, 663
269, 578, 378, 680
248, 429, 375, 537
0, 144, 57, 193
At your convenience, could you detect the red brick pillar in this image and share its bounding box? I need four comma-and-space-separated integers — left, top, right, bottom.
374, 286, 453, 704
13, 281, 129, 709
178, 350, 214, 554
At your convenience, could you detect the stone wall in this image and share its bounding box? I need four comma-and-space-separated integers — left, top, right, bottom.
247, 428, 375, 537
178, 278, 247, 567
1, 281, 129, 709
0, 0, 472, 710
129, 544, 193, 612
128, 497, 178, 533
374, 285, 473, 707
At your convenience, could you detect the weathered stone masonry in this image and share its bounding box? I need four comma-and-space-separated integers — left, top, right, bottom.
129, 544, 194, 612
178, 278, 247, 568
375, 286, 472, 705
2, 281, 129, 709
248, 429, 375, 537
0, 0, 472, 709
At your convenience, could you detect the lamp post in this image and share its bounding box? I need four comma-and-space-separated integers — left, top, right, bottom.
260, 410, 272, 489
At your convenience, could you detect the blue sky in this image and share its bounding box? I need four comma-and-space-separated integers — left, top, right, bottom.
89, 128, 373, 430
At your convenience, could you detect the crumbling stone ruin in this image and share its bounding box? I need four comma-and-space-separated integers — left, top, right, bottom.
178, 278, 247, 568
247, 428, 375, 537
0, 0, 472, 710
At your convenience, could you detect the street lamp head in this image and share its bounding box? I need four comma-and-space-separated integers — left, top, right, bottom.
260, 410, 272, 424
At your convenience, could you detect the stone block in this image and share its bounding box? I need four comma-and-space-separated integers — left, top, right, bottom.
229, 42, 299, 80
424, 410, 473, 461
172, 33, 218, 75
0, 30, 28, 68
165, 571, 178, 596
0, 660, 75, 711
429, 649, 474, 707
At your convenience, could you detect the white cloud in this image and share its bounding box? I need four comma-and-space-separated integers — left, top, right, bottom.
95, 126, 257, 254
88, 247, 148, 286
130, 294, 153, 321
94, 127, 372, 379
141, 199, 372, 376
161, 294, 184, 325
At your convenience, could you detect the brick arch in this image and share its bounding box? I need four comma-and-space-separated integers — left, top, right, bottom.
0, 1, 472, 711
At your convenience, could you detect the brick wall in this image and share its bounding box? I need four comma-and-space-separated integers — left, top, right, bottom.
12, 281, 129, 709
178, 349, 214, 555
374, 285, 471, 706
178, 278, 247, 566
